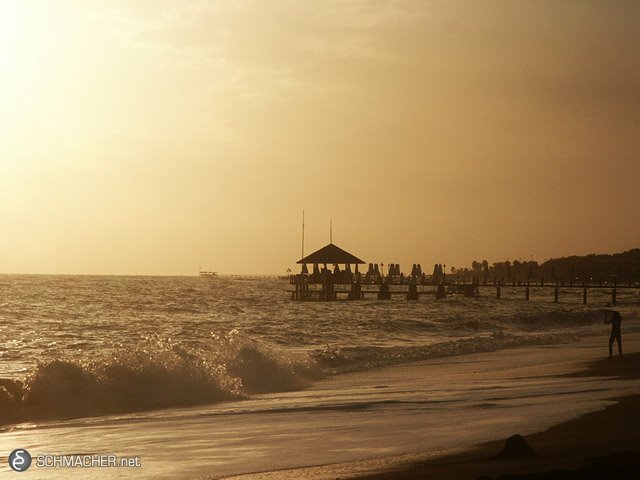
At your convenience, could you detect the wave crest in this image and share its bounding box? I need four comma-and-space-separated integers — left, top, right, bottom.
0, 331, 318, 426
313, 332, 572, 373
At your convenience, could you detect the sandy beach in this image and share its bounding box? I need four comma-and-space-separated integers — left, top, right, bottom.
355, 357, 640, 480
221, 332, 640, 480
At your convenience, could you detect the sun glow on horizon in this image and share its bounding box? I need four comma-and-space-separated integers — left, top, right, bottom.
0, 3, 85, 145
0, 4, 39, 133
1, 1, 638, 275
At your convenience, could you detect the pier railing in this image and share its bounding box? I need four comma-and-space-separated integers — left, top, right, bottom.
289, 273, 639, 303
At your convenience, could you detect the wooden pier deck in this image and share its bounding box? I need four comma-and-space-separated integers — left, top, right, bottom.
289, 274, 639, 303
290, 241, 639, 304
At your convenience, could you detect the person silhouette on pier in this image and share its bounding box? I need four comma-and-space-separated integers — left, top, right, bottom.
604, 309, 622, 358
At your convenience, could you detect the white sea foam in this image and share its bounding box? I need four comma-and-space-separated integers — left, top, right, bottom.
0, 331, 320, 425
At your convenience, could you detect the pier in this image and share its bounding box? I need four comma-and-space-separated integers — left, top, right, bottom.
290, 243, 639, 303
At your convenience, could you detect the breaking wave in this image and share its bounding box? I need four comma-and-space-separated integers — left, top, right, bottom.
0, 331, 318, 427
312, 331, 572, 373
0, 307, 617, 427
505, 308, 605, 330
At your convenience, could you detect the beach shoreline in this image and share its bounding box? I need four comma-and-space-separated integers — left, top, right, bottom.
219, 333, 640, 480
4, 326, 638, 480
354, 353, 640, 480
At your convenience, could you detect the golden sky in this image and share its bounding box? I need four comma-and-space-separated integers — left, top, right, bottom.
1, 1, 639, 275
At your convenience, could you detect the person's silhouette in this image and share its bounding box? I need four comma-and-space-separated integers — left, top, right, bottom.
605, 310, 622, 358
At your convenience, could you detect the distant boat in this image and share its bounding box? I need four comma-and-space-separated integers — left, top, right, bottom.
199, 270, 217, 277
278, 268, 292, 280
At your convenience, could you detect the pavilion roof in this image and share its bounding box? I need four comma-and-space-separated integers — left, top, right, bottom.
297, 243, 365, 264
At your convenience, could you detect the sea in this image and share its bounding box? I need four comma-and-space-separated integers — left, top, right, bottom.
1, 275, 639, 478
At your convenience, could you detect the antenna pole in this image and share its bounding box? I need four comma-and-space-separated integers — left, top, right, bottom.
330, 219, 333, 243
301, 210, 305, 258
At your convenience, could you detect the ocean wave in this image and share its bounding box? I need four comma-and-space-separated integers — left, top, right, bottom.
0, 331, 318, 427
0, 309, 603, 427
312, 332, 573, 373
505, 308, 604, 330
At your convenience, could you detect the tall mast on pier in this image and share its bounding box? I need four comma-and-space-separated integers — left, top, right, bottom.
330, 219, 332, 244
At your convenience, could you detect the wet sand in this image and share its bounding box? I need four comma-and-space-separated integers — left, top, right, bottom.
221, 334, 640, 480
355, 352, 640, 480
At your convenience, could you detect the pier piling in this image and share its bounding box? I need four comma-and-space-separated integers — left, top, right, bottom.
378, 283, 391, 300
349, 281, 363, 300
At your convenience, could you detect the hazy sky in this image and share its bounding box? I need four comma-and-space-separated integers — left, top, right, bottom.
1, 1, 639, 275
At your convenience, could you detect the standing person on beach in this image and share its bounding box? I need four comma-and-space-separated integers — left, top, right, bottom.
604, 310, 622, 358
